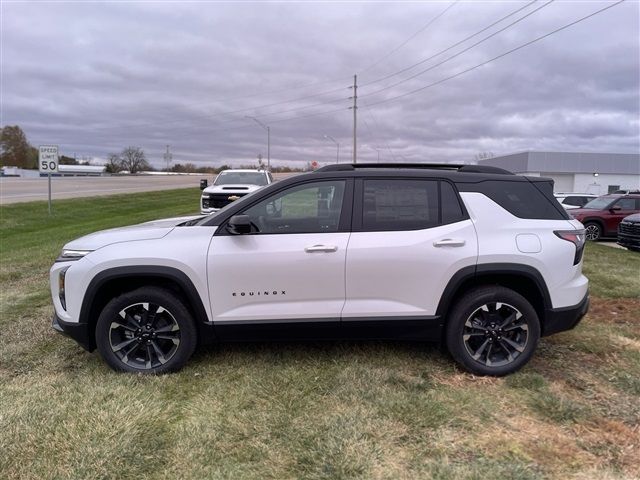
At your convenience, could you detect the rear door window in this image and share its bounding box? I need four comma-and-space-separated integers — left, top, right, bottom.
362, 179, 439, 231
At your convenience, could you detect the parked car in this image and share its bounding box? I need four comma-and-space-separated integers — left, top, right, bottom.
554, 193, 598, 210
569, 193, 640, 241
50, 163, 588, 376
617, 213, 640, 251
200, 169, 273, 214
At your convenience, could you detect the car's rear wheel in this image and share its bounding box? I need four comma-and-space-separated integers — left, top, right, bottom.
96, 287, 197, 373
584, 222, 602, 241
446, 286, 540, 376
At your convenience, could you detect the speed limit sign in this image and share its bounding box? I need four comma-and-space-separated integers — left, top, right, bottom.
39, 145, 59, 173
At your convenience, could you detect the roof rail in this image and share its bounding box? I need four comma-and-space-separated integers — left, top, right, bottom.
315, 163, 513, 175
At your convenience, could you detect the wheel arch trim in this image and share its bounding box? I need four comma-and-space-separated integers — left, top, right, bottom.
435, 263, 552, 321
79, 265, 211, 328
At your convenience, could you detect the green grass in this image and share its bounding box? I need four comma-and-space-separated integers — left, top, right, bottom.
582, 242, 640, 298
1, 191, 639, 479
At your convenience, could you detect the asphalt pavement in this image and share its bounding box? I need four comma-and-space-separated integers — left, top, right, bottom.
0, 175, 208, 204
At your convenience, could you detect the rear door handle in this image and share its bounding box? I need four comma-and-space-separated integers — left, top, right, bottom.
305, 245, 338, 253
433, 238, 466, 247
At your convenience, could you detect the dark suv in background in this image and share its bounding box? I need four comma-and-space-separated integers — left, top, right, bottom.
617, 214, 640, 251
569, 194, 640, 241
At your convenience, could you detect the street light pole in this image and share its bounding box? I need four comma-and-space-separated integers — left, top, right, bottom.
245, 116, 270, 171
323, 134, 340, 163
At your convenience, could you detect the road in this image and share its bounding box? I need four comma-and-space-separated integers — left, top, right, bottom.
0, 174, 208, 204
0, 172, 303, 205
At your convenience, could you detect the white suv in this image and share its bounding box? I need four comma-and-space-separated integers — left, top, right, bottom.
200, 169, 272, 214
554, 193, 598, 210
50, 163, 589, 376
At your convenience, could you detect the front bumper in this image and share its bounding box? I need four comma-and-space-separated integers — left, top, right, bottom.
200, 207, 220, 215
542, 292, 589, 336
52, 312, 94, 352
617, 233, 640, 250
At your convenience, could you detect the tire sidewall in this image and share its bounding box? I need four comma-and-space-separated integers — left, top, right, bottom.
95, 287, 197, 374
446, 287, 541, 376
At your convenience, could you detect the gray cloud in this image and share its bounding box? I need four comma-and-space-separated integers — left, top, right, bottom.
2, 0, 638, 167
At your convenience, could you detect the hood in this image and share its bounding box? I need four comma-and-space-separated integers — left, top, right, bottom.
202, 184, 263, 195
63, 215, 201, 251
622, 213, 640, 223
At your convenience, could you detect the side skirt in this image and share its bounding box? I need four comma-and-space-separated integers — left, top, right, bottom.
210, 316, 443, 343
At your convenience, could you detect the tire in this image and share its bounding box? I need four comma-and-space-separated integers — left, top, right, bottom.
445, 286, 541, 376
584, 222, 602, 241
95, 287, 197, 374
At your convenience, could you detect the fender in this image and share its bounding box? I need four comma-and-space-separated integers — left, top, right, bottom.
435, 263, 552, 319
79, 265, 212, 327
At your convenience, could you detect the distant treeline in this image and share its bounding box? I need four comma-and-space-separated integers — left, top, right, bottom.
167, 163, 306, 174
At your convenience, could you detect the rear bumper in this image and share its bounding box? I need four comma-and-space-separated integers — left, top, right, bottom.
542, 292, 589, 336
52, 313, 94, 351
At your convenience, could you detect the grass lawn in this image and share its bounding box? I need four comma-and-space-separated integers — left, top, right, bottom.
1, 190, 639, 480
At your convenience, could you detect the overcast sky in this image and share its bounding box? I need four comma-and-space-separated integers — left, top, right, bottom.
2, 0, 639, 167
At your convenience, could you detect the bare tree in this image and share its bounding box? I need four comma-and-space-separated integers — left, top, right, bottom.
105, 153, 122, 173
119, 147, 149, 173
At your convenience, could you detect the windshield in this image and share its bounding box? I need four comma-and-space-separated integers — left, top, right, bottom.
582, 196, 616, 210
214, 172, 268, 186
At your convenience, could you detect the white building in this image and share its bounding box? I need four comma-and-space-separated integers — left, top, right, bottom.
478, 151, 640, 195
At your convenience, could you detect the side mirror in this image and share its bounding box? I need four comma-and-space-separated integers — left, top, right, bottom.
200, 179, 208, 190
227, 215, 252, 235
610, 206, 622, 212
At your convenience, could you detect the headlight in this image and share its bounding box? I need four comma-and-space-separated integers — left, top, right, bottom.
56, 249, 92, 262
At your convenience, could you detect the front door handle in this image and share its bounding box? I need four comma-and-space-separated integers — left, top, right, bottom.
305, 245, 338, 253
433, 238, 466, 247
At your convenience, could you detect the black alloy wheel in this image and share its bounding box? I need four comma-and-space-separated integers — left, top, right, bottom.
96, 287, 197, 373
446, 286, 540, 376
462, 302, 528, 368
109, 302, 181, 370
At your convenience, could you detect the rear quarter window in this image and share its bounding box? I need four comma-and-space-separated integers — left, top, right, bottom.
457, 180, 569, 220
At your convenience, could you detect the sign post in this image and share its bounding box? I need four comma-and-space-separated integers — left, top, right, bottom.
39, 145, 59, 215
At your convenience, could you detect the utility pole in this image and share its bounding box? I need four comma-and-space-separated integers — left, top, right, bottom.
349, 74, 358, 164
323, 134, 340, 163
164, 145, 172, 171
246, 116, 271, 171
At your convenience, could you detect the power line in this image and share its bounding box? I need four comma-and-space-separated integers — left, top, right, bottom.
89, 83, 351, 132
359, 0, 460, 74
361, 102, 397, 162
126, 74, 354, 119
359, 0, 539, 87
365, 0, 626, 108
361, 0, 555, 99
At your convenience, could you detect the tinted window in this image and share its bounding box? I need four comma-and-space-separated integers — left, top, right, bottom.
362, 179, 439, 231
241, 180, 345, 234
441, 181, 465, 224
615, 198, 636, 210
563, 196, 586, 207
215, 172, 268, 186
458, 180, 568, 220
583, 196, 616, 210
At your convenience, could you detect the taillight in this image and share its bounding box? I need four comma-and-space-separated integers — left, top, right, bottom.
554, 229, 586, 265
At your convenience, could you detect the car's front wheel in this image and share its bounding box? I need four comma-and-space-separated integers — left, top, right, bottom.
584, 222, 602, 241
95, 287, 197, 373
445, 286, 540, 376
